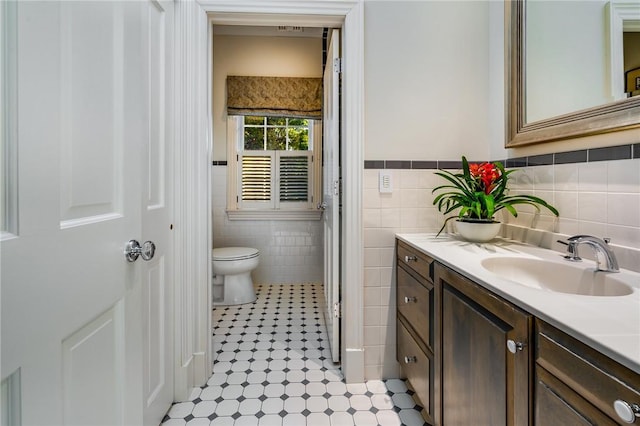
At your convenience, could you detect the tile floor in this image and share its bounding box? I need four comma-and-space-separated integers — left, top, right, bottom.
161, 283, 427, 426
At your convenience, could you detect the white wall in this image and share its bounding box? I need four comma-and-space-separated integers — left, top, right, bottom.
211, 33, 323, 284
364, 1, 492, 162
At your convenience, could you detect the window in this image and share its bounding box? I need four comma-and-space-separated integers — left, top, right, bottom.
227, 116, 322, 220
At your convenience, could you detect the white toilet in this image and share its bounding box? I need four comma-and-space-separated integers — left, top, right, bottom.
212, 247, 259, 305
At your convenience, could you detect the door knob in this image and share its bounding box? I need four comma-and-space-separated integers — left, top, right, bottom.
124, 240, 156, 262
317, 202, 327, 210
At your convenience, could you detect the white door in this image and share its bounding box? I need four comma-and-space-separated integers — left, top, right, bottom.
322, 29, 341, 363
141, 0, 175, 424
0, 2, 170, 424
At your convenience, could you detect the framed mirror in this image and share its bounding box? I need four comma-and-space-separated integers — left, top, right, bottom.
506, 0, 640, 147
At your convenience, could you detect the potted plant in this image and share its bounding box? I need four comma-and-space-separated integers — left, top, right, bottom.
432, 156, 559, 242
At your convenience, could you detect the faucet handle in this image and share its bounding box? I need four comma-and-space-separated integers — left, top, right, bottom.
558, 239, 581, 261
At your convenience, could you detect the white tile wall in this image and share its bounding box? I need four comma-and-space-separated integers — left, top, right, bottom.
362, 159, 640, 380
362, 169, 444, 380
212, 166, 323, 284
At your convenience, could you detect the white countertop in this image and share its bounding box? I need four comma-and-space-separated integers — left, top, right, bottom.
397, 233, 640, 374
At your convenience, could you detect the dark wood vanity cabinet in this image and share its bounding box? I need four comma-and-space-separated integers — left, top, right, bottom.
434, 262, 532, 426
396, 240, 436, 424
396, 238, 640, 426
535, 320, 640, 425
396, 241, 531, 425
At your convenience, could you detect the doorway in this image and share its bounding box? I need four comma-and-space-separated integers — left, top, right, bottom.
200, 1, 365, 384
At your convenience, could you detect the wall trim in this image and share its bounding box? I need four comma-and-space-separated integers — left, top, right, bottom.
364, 143, 640, 169
173, 0, 212, 401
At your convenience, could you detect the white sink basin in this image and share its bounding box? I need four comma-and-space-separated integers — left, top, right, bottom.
480, 257, 634, 297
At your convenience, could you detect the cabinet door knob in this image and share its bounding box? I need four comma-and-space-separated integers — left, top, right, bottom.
506, 339, 524, 354
404, 296, 416, 304
404, 356, 417, 364
614, 400, 640, 423
404, 255, 417, 263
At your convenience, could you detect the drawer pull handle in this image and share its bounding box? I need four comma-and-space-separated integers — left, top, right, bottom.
404, 356, 417, 364
404, 296, 416, 304
506, 339, 524, 354
614, 400, 640, 423
404, 255, 417, 263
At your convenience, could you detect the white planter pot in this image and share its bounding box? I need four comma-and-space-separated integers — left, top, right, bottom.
455, 220, 502, 243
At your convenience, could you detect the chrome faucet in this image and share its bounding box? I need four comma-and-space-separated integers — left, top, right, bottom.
558, 235, 619, 272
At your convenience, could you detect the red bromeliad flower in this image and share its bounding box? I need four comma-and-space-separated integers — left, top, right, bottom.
432, 156, 558, 236
469, 162, 501, 194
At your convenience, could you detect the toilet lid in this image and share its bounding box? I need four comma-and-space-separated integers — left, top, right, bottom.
212, 247, 259, 261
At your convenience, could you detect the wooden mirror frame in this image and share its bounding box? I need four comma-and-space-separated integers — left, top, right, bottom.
506, 0, 640, 147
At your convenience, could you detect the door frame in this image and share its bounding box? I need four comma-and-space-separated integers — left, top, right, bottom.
173, 0, 365, 393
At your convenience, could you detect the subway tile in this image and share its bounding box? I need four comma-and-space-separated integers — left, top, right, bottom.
379, 191, 402, 208
411, 160, 437, 169
532, 165, 554, 191
578, 162, 608, 192
385, 160, 411, 169
607, 193, 640, 227
554, 150, 587, 164
589, 145, 632, 162
505, 157, 527, 168
419, 170, 442, 189
577, 192, 608, 223
554, 191, 578, 220
554, 163, 579, 191
399, 170, 419, 189
608, 159, 640, 193
606, 225, 640, 254
400, 189, 421, 208
364, 160, 385, 169
527, 153, 554, 166
363, 169, 379, 189
379, 208, 401, 228
363, 208, 381, 228
437, 160, 462, 169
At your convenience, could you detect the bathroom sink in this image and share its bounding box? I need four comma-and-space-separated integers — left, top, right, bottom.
480, 257, 634, 297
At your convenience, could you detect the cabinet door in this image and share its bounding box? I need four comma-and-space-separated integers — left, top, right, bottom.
436, 263, 532, 426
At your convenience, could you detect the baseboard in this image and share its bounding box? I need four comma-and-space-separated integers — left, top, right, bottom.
343, 348, 365, 384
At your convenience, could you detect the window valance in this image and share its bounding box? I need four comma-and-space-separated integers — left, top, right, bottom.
226, 76, 322, 119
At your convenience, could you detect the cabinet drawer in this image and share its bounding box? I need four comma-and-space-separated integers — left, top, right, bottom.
397, 319, 431, 417
536, 320, 640, 423
397, 264, 432, 348
535, 365, 615, 425
397, 241, 434, 282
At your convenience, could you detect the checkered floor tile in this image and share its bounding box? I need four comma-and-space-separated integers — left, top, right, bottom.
161, 283, 427, 426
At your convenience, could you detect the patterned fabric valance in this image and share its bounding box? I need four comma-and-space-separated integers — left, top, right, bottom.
226, 76, 322, 119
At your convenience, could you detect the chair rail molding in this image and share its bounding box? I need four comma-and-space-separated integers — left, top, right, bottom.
195, 0, 365, 383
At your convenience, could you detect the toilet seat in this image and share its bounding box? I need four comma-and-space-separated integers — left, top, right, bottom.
212, 247, 259, 261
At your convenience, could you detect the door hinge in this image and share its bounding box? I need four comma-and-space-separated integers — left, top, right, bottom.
333, 302, 341, 318
333, 180, 339, 196
333, 57, 342, 74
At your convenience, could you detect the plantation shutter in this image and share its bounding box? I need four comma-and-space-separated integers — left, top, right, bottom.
279, 155, 310, 202
241, 154, 272, 202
